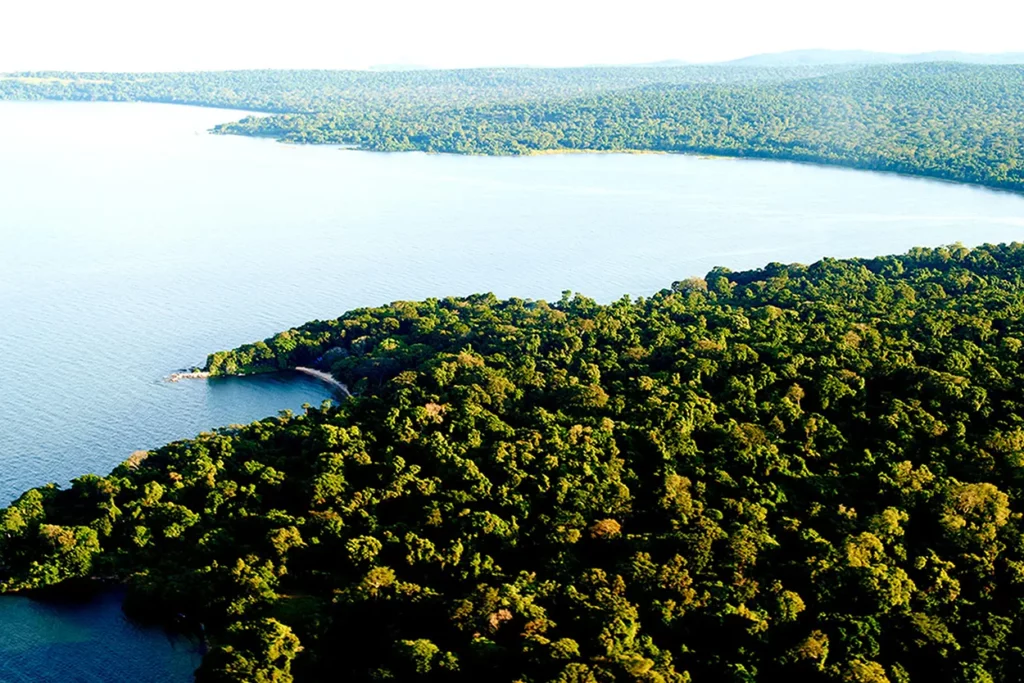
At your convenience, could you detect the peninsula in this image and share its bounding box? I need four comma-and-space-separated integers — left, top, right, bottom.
6, 244, 1024, 682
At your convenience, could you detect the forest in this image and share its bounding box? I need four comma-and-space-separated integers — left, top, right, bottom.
7, 243, 1024, 682
3, 63, 1024, 191
0, 65, 840, 110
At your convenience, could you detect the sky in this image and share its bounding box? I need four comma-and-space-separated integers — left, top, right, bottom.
2, 0, 1022, 72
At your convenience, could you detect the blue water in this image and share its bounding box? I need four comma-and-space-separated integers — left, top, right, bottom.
1, 100, 1024, 680
0, 590, 202, 682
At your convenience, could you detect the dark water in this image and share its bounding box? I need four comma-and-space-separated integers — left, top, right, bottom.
1, 101, 1023, 680
0, 590, 202, 682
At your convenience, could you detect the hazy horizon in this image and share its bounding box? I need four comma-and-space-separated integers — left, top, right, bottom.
4, 48, 1024, 75
3, 0, 1022, 72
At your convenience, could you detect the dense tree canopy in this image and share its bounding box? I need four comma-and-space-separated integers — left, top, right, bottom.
4, 63, 1024, 191
7, 244, 1024, 681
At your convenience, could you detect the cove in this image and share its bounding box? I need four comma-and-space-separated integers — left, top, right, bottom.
1, 100, 1024, 680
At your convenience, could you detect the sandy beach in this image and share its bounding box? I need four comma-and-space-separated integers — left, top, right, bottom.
296, 366, 352, 397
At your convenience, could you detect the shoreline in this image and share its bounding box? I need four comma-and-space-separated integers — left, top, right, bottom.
245, 134, 1024, 197
166, 366, 351, 398
295, 366, 352, 398
167, 370, 210, 382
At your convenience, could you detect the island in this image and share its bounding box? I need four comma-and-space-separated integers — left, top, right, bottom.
5, 243, 1024, 681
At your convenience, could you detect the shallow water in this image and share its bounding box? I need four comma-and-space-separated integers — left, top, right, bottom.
1, 100, 1023, 680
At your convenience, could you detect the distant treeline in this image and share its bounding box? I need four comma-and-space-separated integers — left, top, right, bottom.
3, 64, 1024, 191
0, 65, 840, 111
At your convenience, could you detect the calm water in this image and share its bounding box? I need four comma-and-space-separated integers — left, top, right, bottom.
0, 590, 202, 682
2, 100, 1024, 680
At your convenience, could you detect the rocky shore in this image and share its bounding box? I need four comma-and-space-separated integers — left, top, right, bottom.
167, 370, 210, 382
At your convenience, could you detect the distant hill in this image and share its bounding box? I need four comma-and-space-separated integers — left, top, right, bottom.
910, 51, 1024, 64
722, 49, 1024, 66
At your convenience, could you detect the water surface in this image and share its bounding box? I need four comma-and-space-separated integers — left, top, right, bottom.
0, 590, 202, 682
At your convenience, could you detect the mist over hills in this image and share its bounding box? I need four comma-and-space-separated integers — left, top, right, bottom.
7, 49, 1024, 76
365, 51, 1024, 71
721, 48, 1024, 66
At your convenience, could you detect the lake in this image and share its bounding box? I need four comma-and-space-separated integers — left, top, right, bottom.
1, 100, 1023, 680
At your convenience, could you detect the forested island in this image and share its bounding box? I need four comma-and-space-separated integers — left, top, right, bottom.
3, 63, 1024, 192
7, 244, 1024, 681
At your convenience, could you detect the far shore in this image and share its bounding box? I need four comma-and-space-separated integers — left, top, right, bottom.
5, 97, 1017, 196
521, 148, 668, 157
